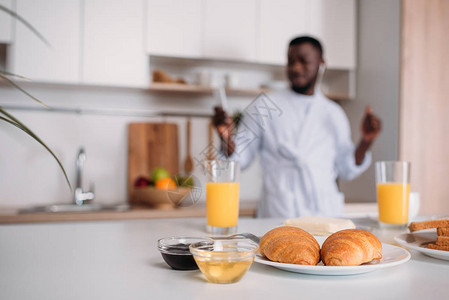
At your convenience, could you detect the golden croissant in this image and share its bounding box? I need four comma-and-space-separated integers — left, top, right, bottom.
320, 229, 382, 266
259, 226, 320, 265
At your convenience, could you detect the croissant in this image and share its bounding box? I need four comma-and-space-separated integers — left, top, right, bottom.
320, 229, 382, 266
259, 226, 320, 265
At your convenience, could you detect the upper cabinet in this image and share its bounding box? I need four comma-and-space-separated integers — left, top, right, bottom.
309, 0, 356, 69
145, 0, 355, 69
13, 0, 81, 83
146, 0, 202, 58
0, 0, 13, 43
83, 0, 148, 87
146, 0, 258, 62
257, 0, 356, 68
203, 0, 256, 61
7, 0, 355, 88
257, 0, 308, 65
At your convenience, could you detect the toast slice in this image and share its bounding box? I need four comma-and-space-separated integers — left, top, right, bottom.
408, 219, 449, 232
437, 227, 449, 236
436, 236, 449, 246
427, 243, 449, 251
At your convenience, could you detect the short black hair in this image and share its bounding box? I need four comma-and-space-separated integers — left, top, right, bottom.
289, 36, 323, 58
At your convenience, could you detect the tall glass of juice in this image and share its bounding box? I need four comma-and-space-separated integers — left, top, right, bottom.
204, 160, 240, 234
375, 161, 411, 228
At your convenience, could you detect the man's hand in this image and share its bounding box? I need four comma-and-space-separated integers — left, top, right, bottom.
213, 106, 233, 139
361, 106, 381, 143
355, 106, 381, 165
212, 106, 235, 156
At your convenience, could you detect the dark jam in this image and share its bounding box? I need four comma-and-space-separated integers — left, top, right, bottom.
161, 243, 198, 270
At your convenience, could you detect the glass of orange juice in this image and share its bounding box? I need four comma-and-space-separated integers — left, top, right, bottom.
375, 161, 411, 228
204, 160, 240, 234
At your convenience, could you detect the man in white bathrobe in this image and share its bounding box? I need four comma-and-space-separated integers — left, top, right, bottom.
213, 36, 381, 218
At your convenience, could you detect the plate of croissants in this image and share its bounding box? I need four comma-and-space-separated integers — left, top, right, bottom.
255, 226, 410, 275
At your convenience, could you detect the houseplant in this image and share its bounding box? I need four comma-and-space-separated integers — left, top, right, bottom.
0, 4, 71, 189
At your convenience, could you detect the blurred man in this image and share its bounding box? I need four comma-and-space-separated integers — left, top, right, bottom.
213, 36, 381, 218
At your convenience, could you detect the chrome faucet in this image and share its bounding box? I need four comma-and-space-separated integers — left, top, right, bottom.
74, 148, 95, 206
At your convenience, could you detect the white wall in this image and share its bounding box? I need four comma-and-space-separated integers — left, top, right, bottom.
0, 84, 262, 207
339, 0, 401, 203
0, 0, 401, 208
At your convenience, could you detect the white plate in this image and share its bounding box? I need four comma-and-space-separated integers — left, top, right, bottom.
254, 237, 410, 276
394, 230, 449, 261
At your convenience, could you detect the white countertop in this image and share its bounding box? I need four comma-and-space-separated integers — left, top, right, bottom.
0, 217, 447, 300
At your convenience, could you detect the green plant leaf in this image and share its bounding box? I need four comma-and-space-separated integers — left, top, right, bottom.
0, 73, 48, 108
0, 108, 72, 191
0, 4, 52, 49
0, 5, 71, 190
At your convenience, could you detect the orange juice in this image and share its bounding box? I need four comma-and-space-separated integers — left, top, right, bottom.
377, 183, 410, 224
206, 182, 239, 227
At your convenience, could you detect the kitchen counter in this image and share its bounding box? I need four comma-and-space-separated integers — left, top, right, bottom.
0, 202, 376, 224
0, 217, 447, 300
0, 202, 257, 224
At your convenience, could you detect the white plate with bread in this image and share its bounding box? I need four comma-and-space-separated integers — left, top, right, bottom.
394, 231, 449, 261
255, 235, 410, 276
394, 218, 449, 261
255, 225, 411, 276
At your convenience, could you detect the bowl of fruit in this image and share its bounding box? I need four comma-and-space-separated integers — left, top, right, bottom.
132, 168, 196, 209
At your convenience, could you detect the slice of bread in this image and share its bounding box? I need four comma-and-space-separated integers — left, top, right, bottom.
427, 243, 449, 251
436, 236, 449, 246
437, 227, 449, 236
408, 219, 449, 232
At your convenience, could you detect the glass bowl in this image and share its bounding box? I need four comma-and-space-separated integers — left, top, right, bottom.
158, 237, 212, 270
189, 239, 259, 284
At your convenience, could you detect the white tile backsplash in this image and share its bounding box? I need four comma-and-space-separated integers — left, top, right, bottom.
0, 84, 262, 207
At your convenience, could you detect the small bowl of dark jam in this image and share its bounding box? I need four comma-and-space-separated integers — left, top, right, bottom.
158, 237, 212, 270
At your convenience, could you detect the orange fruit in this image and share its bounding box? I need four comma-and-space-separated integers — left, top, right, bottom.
155, 178, 177, 190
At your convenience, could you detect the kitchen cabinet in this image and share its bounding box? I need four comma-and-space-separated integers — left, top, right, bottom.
0, 0, 13, 43
203, 0, 257, 61
82, 0, 148, 87
13, 0, 81, 83
309, 0, 356, 69
257, 0, 356, 68
257, 0, 308, 65
145, 0, 355, 69
146, 0, 260, 62
146, 0, 202, 58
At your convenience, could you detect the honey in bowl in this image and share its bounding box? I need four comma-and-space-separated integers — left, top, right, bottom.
189, 239, 259, 284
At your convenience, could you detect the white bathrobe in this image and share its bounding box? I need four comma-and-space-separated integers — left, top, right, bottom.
227, 88, 371, 218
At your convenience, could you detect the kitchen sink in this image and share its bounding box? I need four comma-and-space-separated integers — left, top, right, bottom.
19, 203, 130, 214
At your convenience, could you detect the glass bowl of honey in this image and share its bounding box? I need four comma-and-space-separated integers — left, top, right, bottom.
189, 239, 259, 284
158, 237, 212, 270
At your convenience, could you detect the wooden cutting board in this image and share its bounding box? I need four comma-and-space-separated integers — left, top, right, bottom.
127, 123, 179, 204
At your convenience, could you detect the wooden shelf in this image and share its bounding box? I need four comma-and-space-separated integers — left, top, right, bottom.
1, 79, 349, 101
148, 82, 215, 93
148, 83, 349, 100
148, 82, 267, 97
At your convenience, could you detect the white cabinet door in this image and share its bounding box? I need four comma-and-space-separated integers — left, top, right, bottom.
258, 0, 308, 65
0, 0, 13, 43
83, 0, 148, 87
13, 0, 80, 83
203, 0, 256, 61
309, 0, 356, 69
146, 0, 202, 58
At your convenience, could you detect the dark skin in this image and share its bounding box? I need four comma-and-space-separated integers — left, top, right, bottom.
213, 42, 381, 165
